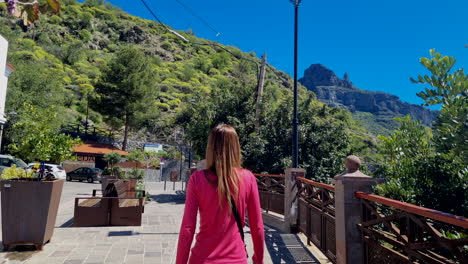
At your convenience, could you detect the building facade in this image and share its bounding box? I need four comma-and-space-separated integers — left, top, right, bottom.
0, 35, 14, 152
62, 142, 129, 172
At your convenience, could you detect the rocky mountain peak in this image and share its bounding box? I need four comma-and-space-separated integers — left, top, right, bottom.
299, 64, 438, 134
299, 64, 355, 90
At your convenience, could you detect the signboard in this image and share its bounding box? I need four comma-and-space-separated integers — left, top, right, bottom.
144, 143, 163, 153
77, 155, 96, 162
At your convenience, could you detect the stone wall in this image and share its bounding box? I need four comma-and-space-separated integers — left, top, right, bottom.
121, 167, 161, 182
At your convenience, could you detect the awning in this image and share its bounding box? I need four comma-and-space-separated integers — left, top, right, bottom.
74, 143, 129, 156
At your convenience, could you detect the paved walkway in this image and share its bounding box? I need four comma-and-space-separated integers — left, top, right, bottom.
0, 182, 320, 264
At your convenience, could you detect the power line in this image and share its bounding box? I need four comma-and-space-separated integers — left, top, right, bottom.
139, 0, 168, 30
174, 0, 221, 37
139, 0, 289, 88
266, 64, 291, 88
138, 0, 259, 77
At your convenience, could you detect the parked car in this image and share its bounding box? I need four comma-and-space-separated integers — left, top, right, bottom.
0, 154, 27, 174
25, 163, 67, 179
66, 167, 102, 183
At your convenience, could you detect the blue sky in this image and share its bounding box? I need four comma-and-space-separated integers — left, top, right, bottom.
99, 0, 467, 106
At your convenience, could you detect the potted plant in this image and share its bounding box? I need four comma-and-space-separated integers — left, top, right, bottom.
125, 150, 159, 196
101, 152, 122, 190
119, 167, 144, 198
2, 103, 80, 250
0, 165, 64, 250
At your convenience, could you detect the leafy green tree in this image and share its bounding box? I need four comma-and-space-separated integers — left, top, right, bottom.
250, 94, 352, 182
410, 49, 468, 161
375, 116, 467, 216
6, 62, 66, 113
103, 151, 121, 168
157, 151, 170, 160
297, 97, 351, 182
375, 116, 433, 202
378, 116, 433, 173
128, 149, 160, 168
211, 52, 230, 71
374, 51, 468, 216
167, 146, 183, 161
179, 77, 353, 183
93, 46, 156, 150
374, 49, 468, 216
8, 103, 81, 163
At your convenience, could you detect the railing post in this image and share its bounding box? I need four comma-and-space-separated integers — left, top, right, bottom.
334, 155, 375, 264
284, 168, 305, 233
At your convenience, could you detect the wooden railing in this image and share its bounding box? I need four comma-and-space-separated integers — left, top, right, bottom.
254, 173, 285, 215
297, 177, 336, 263
61, 123, 115, 138
253, 167, 467, 264
254, 173, 337, 263
356, 192, 468, 264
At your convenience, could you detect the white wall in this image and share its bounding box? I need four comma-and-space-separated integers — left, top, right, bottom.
0, 35, 8, 125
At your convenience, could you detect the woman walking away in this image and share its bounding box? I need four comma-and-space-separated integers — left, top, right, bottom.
176, 124, 265, 264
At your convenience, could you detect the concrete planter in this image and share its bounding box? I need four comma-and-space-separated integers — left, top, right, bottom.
74, 180, 144, 227
101, 177, 136, 198
1, 179, 64, 250
101, 175, 118, 191
125, 179, 137, 198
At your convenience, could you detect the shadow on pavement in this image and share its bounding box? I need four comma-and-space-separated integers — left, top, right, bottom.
264, 225, 319, 264
58, 218, 74, 227
150, 191, 186, 204
1, 245, 42, 261
108, 231, 179, 237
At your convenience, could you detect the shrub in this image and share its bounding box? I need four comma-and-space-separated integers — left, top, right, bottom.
123, 167, 144, 180
49, 15, 63, 25
211, 52, 230, 70
1, 165, 34, 180
78, 29, 92, 41
103, 152, 122, 167
161, 41, 173, 51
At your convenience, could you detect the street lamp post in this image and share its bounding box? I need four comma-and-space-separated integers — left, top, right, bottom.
291, 0, 302, 168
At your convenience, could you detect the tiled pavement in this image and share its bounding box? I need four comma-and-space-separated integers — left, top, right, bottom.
0, 182, 321, 264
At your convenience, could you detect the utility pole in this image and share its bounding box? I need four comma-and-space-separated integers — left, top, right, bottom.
254, 53, 267, 132
291, 0, 302, 168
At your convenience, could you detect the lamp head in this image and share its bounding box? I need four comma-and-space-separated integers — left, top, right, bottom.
289, 0, 302, 6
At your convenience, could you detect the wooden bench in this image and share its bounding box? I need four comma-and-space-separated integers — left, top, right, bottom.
74, 180, 144, 227
94, 179, 142, 199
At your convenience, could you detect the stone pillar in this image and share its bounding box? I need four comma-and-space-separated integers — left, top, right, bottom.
284, 168, 305, 233
334, 155, 375, 264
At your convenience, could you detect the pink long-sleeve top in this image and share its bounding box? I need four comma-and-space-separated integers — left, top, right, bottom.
176, 168, 265, 264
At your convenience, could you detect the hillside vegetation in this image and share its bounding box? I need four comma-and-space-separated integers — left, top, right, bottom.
0, 0, 375, 181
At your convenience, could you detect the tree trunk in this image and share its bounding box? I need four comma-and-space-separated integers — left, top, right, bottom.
122, 113, 129, 151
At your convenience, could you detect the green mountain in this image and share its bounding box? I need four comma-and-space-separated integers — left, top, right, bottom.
0, 0, 375, 181
1, 0, 289, 139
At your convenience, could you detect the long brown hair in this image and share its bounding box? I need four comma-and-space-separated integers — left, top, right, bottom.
205, 124, 242, 211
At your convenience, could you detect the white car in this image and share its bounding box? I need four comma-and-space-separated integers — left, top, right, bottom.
0, 154, 27, 174
26, 163, 67, 179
